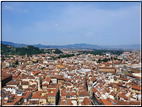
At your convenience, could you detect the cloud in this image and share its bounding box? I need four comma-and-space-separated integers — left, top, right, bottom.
55, 24, 59, 27
57, 4, 140, 42
20, 3, 140, 45
23, 9, 29, 13
3, 4, 29, 13
3, 5, 13, 10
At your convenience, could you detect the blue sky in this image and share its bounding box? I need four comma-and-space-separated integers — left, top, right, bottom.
2, 2, 140, 45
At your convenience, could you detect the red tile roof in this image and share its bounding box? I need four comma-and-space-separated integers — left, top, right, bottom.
31, 91, 48, 99
43, 77, 51, 83
22, 92, 32, 99
101, 99, 113, 105
47, 89, 57, 96
132, 85, 141, 91
32, 71, 40, 76
130, 101, 141, 105
91, 77, 97, 82
81, 97, 92, 105
66, 99, 73, 105
118, 93, 128, 100
78, 89, 89, 96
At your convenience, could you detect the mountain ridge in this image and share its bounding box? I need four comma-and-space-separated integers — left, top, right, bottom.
2, 41, 140, 49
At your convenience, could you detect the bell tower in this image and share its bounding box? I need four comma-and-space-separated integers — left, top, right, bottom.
112, 55, 114, 67
38, 77, 42, 91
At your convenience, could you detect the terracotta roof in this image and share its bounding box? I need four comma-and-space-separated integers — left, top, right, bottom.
61, 89, 67, 96
117, 82, 127, 88
109, 92, 116, 96
78, 89, 89, 96
118, 101, 130, 105
66, 99, 73, 105
21, 81, 29, 85
130, 101, 140, 105
22, 92, 32, 99
118, 93, 128, 100
99, 67, 115, 69
101, 99, 113, 105
132, 85, 141, 91
32, 71, 40, 76
7, 80, 19, 85
28, 100, 39, 105
92, 88, 98, 93
2, 73, 12, 81
118, 77, 129, 81
47, 89, 57, 96
81, 97, 92, 105
4, 96, 23, 105
60, 100, 66, 105
127, 74, 140, 79
43, 77, 51, 83
99, 70, 115, 73
31, 91, 48, 99
107, 98, 119, 105
47, 84, 59, 90
91, 77, 97, 82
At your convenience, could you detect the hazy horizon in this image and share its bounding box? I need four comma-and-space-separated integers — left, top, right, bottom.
2, 2, 140, 46
2, 40, 141, 46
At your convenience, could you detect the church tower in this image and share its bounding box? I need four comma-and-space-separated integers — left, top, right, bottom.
38, 77, 42, 91
112, 55, 114, 67
25, 53, 27, 58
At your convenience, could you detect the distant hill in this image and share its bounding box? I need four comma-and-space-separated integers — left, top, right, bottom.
1, 44, 63, 56
101, 44, 141, 49
63, 43, 101, 49
2, 41, 27, 47
1, 44, 45, 56
1, 41, 101, 49
2, 41, 140, 49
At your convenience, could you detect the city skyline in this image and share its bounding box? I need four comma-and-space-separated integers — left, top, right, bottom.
2, 2, 140, 45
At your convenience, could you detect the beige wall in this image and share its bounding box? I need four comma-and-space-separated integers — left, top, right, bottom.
48, 96, 56, 104
42, 86, 47, 90
22, 85, 29, 89
39, 99, 47, 105
58, 80, 64, 85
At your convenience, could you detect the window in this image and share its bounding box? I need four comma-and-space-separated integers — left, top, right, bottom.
66, 96, 70, 98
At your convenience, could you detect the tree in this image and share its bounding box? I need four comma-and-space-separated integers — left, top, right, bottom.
15, 60, 19, 65
1, 56, 5, 61
54, 49, 63, 54
97, 59, 101, 63
102, 58, 110, 62
41, 67, 45, 71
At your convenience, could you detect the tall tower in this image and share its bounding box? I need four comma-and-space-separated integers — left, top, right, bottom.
38, 77, 41, 91
112, 55, 114, 67
25, 53, 27, 58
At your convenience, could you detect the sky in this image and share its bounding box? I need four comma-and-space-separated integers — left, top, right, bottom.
2, 2, 141, 45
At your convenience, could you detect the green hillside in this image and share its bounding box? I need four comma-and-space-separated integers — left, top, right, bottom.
1, 44, 63, 56
1, 44, 45, 56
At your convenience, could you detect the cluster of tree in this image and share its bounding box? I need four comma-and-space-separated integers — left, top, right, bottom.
1, 44, 45, 56
97, 57, 122, 63
2, 44, 63, 56
1, 44, 16, 55
57, 54, 75, 58
54, 49, 63, 54
97, 58, 110, 63
51, 54, 75, 60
